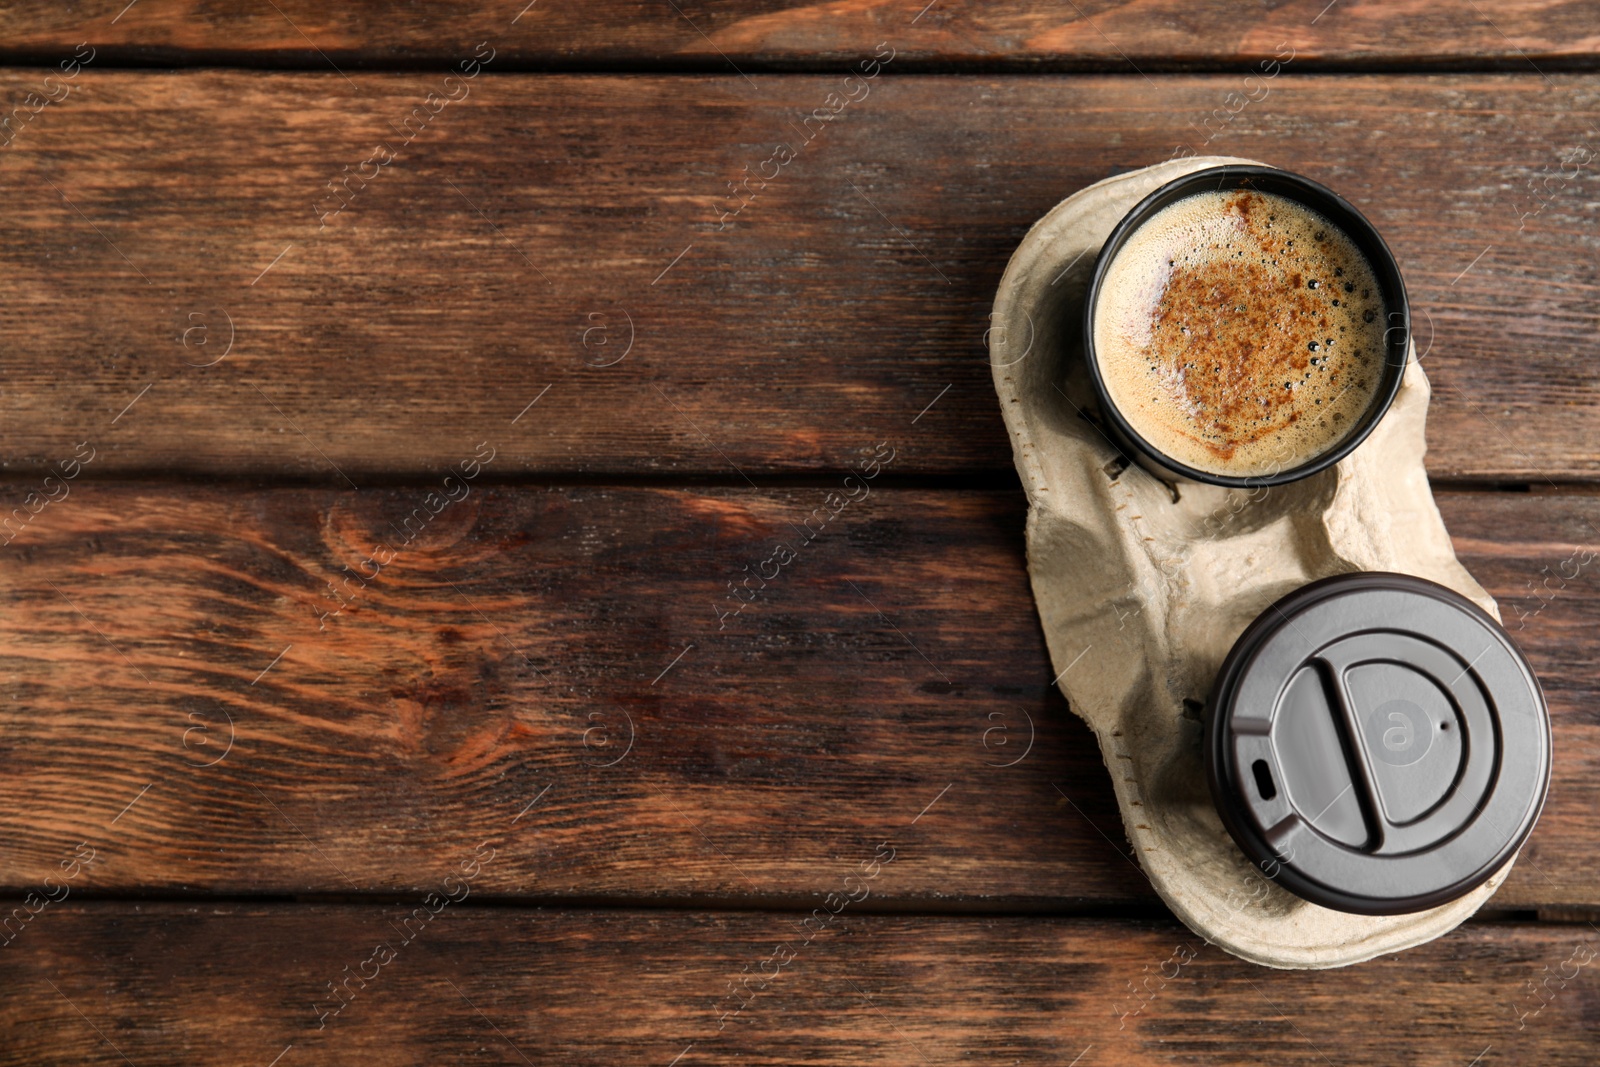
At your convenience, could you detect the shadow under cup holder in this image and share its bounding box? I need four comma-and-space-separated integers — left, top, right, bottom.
1081, 164, 1412, 490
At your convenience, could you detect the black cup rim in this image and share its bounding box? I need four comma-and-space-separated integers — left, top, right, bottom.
1081, 165, 1411, 489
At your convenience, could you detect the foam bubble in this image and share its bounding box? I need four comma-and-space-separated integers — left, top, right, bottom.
1093, 189, 1388, 478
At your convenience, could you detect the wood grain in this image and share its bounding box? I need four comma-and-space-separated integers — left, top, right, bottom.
2, 1, 1600, 70
1, 905, 1595, 1065
0, 482, 1596, 907
0, 72, 1596, 481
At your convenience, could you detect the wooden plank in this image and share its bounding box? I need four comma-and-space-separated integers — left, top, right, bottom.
0, 72, 1596, 480
0, 481, 1145, 908
3, 2, 1600, 69
0, 483, 1597, 908
1, 905, 1596, 1065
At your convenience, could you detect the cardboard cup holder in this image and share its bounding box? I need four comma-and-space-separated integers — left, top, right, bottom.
989, 156, 1550, 968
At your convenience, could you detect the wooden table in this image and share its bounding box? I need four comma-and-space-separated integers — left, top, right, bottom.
1, 2, 1597, 1062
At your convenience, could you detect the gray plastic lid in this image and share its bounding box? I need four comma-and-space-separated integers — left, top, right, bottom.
1205, 573, 1551, 915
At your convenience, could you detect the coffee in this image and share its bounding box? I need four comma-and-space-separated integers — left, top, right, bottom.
1092, 188, 1388, 478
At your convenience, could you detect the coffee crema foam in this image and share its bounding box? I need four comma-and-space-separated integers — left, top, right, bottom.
1093, 189, 1388, 478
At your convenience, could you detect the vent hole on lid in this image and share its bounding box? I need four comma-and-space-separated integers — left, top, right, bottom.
1252, 759, 1278, 801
